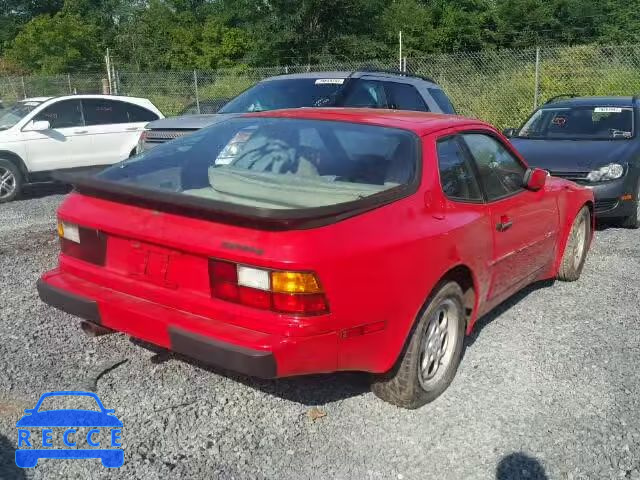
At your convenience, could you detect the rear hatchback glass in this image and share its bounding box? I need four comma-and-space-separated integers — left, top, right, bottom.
97, 117, 419, 210
219, 79, 344, 113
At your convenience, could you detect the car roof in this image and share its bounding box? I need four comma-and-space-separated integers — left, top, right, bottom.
21, 94, 155, 105
262, 70, 440, 86
21, 96, 52, 103
545, 96, 637, 108
245, 108, 487, 136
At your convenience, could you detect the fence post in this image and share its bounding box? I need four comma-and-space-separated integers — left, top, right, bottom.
533, 46, 541, 109
21, 76, 26, 99
193, 70, 200, 114
67, 73, 72, 94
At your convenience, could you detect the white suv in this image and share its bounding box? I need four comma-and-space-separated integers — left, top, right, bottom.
0, 94, 163, 202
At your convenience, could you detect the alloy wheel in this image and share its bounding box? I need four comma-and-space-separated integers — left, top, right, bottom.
0, 166, 16, 200
572, 214, 587, 270
419, 298, 460, 390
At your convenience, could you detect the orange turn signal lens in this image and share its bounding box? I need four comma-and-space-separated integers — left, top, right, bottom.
271, 271, 322, 294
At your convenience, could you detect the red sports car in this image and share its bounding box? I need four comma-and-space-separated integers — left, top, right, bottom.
39, 108, 594, 409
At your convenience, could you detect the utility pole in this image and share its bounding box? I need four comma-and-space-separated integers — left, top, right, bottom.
193, 70, 200, 114
105, 48, 113, 95
399, 31, 403, 71
533, 46, 541, 109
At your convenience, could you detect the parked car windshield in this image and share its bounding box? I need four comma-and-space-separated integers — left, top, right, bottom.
218, 79, 345, 113
517, 106, 634, 140
0, 100, 42, 130
98, 117, 418, 209
180, 99, 229, 115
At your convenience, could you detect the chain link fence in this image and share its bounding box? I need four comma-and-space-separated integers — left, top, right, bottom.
2, 44, 640, 128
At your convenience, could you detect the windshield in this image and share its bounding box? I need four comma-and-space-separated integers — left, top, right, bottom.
98, 117, 418, 210
219, 79, 345, 113
0, 100, 42, 130
517, 106, 634, 140
180, 99, 228, 115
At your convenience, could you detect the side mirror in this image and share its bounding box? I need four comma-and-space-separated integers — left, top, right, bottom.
524, 168, 548, 191
502, 128, 518, 138
23, 120, 51, 132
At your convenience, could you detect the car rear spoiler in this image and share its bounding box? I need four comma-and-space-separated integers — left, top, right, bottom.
53, 171, 416, 231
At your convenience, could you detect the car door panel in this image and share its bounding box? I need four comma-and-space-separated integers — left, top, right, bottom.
81, 99, 157, 167
487, 191, 558, 298
461, 133, 560, 300
23, 99, 91, 171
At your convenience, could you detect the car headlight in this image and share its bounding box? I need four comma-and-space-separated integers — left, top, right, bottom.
586, 163, 625, 182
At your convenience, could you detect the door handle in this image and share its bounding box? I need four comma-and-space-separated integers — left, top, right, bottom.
496, 218, 513, 232
126, 127, 140, 131
74, 130, 88, 134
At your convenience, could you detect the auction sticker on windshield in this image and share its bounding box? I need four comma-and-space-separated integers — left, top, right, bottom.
15, 391, 124, 468
594, 107, 623, 113
314, 78, 345, 84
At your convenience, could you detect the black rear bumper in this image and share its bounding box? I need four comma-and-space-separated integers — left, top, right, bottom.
37, 279, 101, 324
37, 279, 277, 378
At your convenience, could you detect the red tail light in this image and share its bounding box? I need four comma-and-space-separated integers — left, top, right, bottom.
58, 221, 106, 266
208, 260, 328, 316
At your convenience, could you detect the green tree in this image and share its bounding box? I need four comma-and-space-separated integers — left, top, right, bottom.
430, 0, 497, 52
379, 0, 434, 55
6, 12, 102, 73
198, 17, 251, 69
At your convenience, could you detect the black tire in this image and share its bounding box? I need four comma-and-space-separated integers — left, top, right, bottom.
371, 282, 466, 409
0, 158, 22, 203
621, 179, 640, 229
557, 206, 591, 282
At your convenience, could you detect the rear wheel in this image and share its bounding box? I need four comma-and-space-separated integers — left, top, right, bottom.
621, 180, 640, 229
0, 159, 22, 203
557, 206, 591, 282
371, 282, 465, 409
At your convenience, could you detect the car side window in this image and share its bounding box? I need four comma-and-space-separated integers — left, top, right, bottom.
462, 133, 526, 201
34, 100, 83, 129
429, 88, 457, 114
342, 80, 388, 108
82, 99, 129, 125
124, 103, 160, 122
384, 82, 428, 111
436, 137, 482, 201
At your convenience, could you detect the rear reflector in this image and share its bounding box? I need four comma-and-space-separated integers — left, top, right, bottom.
58, 220, 106, 266
209, 259, 328, 315
340, 321, 386, 339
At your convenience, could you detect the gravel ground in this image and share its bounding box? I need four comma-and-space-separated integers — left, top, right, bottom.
1, 189, 639, 480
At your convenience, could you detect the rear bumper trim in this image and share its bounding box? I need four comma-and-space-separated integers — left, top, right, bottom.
37, 278, 101, 324
169, 327, 277, 379
37, 276, 278, 378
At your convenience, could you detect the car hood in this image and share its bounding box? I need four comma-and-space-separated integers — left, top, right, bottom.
145, 113, 243, 130
16, 410, 123, 427
510, 138, 638, 172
